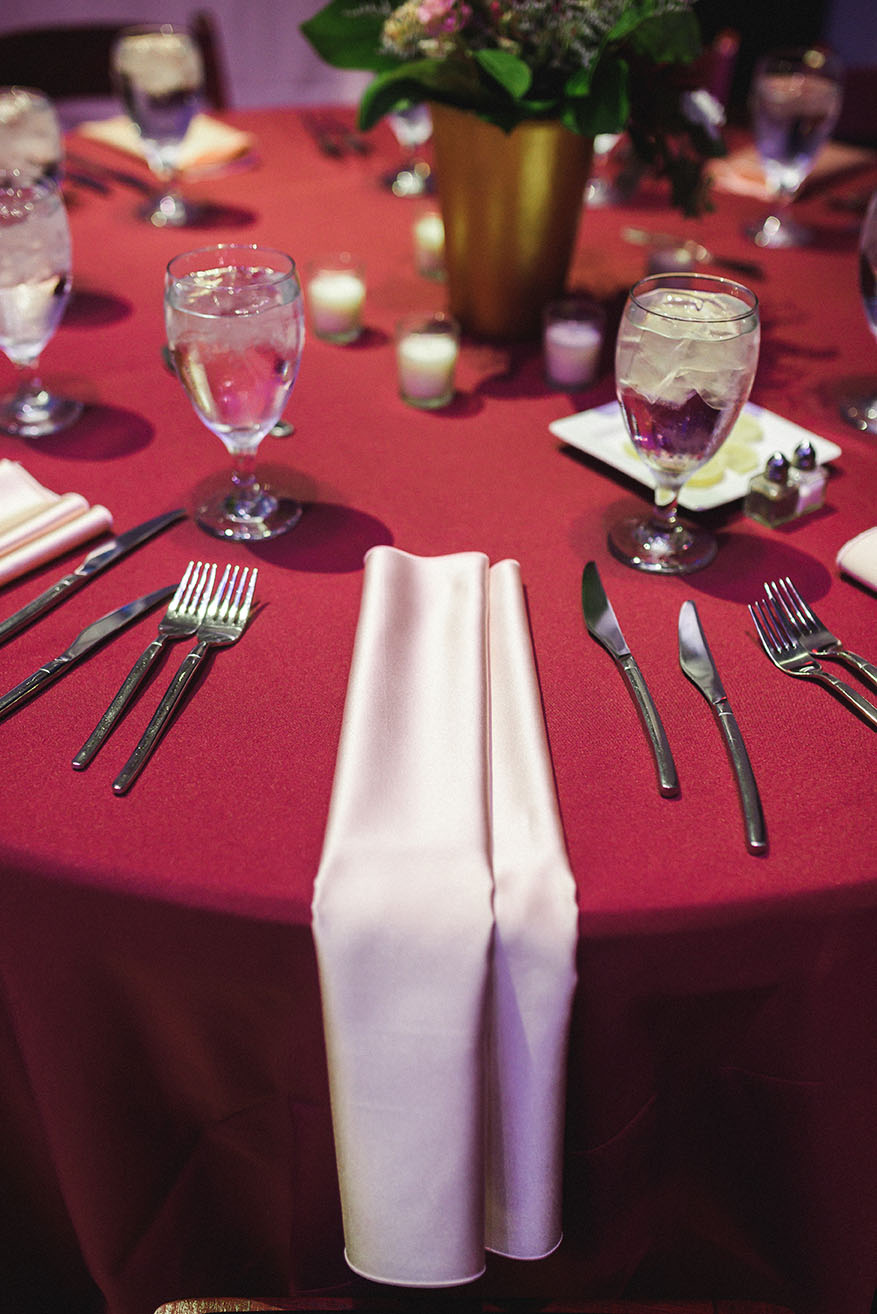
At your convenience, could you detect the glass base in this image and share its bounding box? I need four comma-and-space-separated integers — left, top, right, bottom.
608, 512, 717, 575
744, 213, 811, 249
194, 476, 303, 541
840, 392, 877, 435
138, 191, 200, 228
0, 385, 83, 438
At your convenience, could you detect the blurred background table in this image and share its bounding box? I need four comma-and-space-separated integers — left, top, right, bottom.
0, 106, 876, 1314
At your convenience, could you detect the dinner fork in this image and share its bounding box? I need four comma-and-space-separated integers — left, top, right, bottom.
73, 560, 216, 770
112, 564, 258, 795
764, 577, 877, 695
749, 597, 877, 731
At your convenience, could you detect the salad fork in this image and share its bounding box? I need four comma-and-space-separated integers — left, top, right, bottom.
764, 577, 877, 694
73, 560, 216, 770
113, 564, 257, 794
749, 597, 877, 731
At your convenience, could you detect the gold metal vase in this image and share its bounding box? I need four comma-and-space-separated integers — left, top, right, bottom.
430, 102, 593, 341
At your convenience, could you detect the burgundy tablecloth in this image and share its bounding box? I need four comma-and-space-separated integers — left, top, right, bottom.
0, 108, 875, 1314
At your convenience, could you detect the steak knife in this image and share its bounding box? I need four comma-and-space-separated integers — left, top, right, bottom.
0, 509, 185, 646
678, 599, 767, 854
0, 585, 176, 723
582, 561, 679, 796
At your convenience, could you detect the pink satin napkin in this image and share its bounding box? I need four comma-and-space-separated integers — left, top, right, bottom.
0, 460, 112, 586
312, 545, 578, 1287
837, 526, 877, 592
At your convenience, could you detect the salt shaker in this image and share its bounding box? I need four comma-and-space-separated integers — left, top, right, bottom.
744, 451, 799, 527
789, 439, 827, 515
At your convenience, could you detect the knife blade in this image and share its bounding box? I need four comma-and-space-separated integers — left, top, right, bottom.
621, 225, 764, 280
678, 600, 767, 854
582, 561, 679, 797
0, 508, 185, 646
0, 585, 177, 723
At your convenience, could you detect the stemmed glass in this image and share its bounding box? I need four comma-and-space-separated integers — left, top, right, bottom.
609, 272, 760, 574
0, 175, 82, 437
0, 88, 63, 182
165, 244, 305, 541
745, 47, 844, 249
840, 188, 877, 434
111, 24, 204, 227
383, 103, 433, 197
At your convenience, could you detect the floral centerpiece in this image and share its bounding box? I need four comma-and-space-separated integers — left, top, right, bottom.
302, 0, 724, 213
302, 0, 726, 337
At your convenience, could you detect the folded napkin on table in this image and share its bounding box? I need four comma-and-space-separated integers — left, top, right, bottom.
312, 545, 578, 1287
710, 140, 875, 200
0, 460, 112, 586
837, 526, 877, 592
77, 112, 254, 172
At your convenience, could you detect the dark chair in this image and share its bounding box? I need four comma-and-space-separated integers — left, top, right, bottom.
0, 10, 230, 112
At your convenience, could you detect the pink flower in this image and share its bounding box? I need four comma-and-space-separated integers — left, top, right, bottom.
416, 0, 457, 31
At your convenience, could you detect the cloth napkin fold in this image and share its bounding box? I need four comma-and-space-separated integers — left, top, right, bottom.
836, 526, 877, 593
77, 112, 254, 173
312, 545, 578, 1287
0, 460, 112, 586
709, 140, 875, 200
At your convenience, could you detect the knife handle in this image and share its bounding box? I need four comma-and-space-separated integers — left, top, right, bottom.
112, 643, 207, 794
0, 574, 83, 646
0, 660, 67, 721
714, 702, 767, 853
73, 637, 168, 770
620, 654, 679, 796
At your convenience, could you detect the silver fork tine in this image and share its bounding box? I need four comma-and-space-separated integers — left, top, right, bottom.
72, 561, 218, 770
113, 565, 257, 794
769, 576, 877, 694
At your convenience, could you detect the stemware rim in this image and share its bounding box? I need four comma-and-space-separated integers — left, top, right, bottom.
166, 244, 298, 290
627, 272, 759, 322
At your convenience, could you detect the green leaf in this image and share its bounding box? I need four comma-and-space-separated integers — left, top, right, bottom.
474, 49, 532, 100
564, 59, 629, 135
358, 58, 486, 130
628, 10, 701, 63
300, 0, 395, 72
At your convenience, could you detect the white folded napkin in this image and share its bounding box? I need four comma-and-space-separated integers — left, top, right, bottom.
77, 112, 254, 173
312, 546, 578, 1287
0, 460, 112, 586
836, 526, 877, 592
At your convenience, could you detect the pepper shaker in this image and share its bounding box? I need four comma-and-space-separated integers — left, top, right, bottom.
744, 451, 799, 527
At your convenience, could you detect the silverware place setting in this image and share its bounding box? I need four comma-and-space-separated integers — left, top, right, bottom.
112, 563, 258, 795
749, 579, 877, 731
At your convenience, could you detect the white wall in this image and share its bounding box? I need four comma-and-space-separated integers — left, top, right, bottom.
0, 0, 371, 108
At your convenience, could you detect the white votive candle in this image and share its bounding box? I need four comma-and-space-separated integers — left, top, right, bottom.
543, 298, 605, 389
396, 315, 459, 408
307, 262, 366, 343
413, 211, 445, 279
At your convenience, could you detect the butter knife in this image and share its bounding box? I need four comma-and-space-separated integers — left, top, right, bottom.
0, 508, 185, 646
582, 561, 679, 796
621, 226, 764, 280
678, 600, 767, 854
0, 585, 176, 723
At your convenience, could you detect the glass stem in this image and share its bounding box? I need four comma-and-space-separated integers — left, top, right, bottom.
230, 451, 259, 514
651, 485, 680, 530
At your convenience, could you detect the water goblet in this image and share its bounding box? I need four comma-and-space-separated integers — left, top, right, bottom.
840, 187, 877, 435
745, 47, 844, 249
165, 244, 305, 541
111, 24, 204, 227
0, 174, 82, 437
609, 272, 760, 575
383, 103, 433, 197
0, 87, 63, 183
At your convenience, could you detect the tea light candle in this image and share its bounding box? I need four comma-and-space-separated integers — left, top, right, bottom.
307, 262, 366, 343
413, 211, 445, 279
396, 316, 459, 408
544, 316, 603, 389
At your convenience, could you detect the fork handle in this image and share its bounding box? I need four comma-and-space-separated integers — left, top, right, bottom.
811, 667, 877, 730
828, 648, 877, 696
73, 637, 168, 770
112, 643, 208, 794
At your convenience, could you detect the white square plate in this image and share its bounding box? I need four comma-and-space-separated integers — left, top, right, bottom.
550, 401, 842, 512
